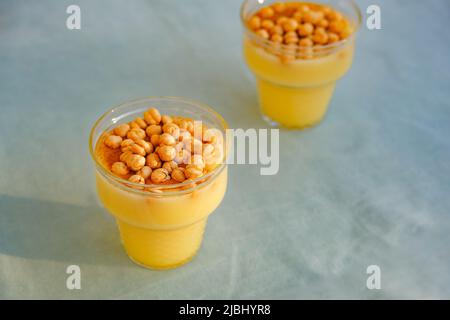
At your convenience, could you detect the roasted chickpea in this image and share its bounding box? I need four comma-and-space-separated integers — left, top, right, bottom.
248, 16, 261, 30
130, 143, 146, 156
317, 19, 329, 28
313, 32, 329, 45
127, 128, 146, 141
150, 134, 160, 146
151, 168, 170, 183
146, 124, 162, 137
162, 123, 180, 140
256, 29, 270, 39
185, 166, 203, 180
282, 19, 298, 32
270, 25, 284, 35
328, 32, 340, 43
143, 107, 161, 125
273, 2, 286, 13
297, 23, 314, 36
276, 16, 288, 26
328, 20, 345, 34
157, 145, 176, 162
261, 19, 275, 30
299, 37, 313, 47
159, 133, 176, 146
114, 124, 130, 138
126, 154, 146, 171
111, 161, 129, 176
146, 153, 162, 169
271, 34, 283, 43
120, 151, 133, 163
161, 115, 173, 125
162, 160, 178, 174
134, 117, 147, 129
128, 174, 145, 184
135, 139, 153, 154
259, 6, 274, 19
189, 154, 205, 170
137, 166, 152, 179
171, 168, 186, 183
104, 135, 122, 149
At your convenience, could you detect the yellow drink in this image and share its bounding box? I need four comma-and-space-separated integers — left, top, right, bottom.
95, 167, 227, 269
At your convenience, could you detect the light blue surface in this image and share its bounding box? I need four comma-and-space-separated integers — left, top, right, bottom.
0, 0, 449, 299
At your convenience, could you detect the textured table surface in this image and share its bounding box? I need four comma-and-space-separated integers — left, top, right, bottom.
0, 0, 449, 299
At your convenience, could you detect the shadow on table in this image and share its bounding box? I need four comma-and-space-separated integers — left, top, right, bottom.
0, 194, 131, 267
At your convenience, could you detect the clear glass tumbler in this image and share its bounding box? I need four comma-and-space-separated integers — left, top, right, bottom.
241, 0, 362, 129
89, 97, 228, 269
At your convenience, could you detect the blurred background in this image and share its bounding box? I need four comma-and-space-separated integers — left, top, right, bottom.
0, 0, 449, 299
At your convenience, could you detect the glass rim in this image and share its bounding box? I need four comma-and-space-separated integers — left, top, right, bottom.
88, 96, 228, 196
239, 0, 363, 52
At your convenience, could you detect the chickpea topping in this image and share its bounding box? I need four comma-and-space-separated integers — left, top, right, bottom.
146, 124, 162, 136
202, 144, 215, 158
129, 174, 145, 185
299, 37, 313, 47
270, 25, 284, 35
298, 23, 314, 36
120, 151, 133, 163
162, 123, 180, 139
151, 168, 170, 184
137, 166, 152, 179
299, 4, 310, 13
127, 128, 146, 141
185, 167, 203, 180
328, 20, 345, 33
111, 162, 129, 176
134, 117, 147, 129
162, 160, 178, 174
179, 129, 191, 142
282, 19, 298, 32
271, 34, 283, 43
103, 107, 222, 189
259, 7, 274, 19
150, 134, 160, 146
129, 122, 141, 129
248, 16, 261, 30
157, 145, 176, 162
135, 139, 153, 154
114, 124, 130, 138
143, 107, 161, 125
313, 32, 328, 45
174, 149, 191, 165
130, 143, 146, 156
276, 16, 288, 26
261, 19, 275, 30
159, 133, 176, 146
184, 137, 203, 154
256, 29, 269, 39
171, 168, 186, 183
125, 154, 145, 171
248, 2, 352, 61
161, 115, 173, 125
273, 2, 286, 13
104, 135, 122, 149
121, 138, 135, 149
317, 18, 329, 28
189, 154, 205, 170
146, 153, 162, 169
284, 31, 299, 44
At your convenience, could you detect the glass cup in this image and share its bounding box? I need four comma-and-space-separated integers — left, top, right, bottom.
241, 0, 362, 129
89, 97, 228, 269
